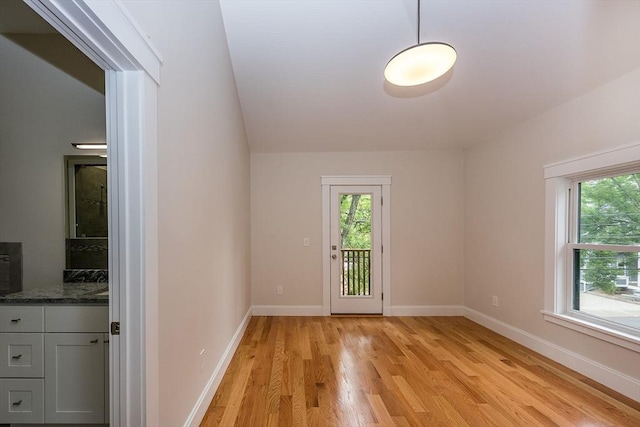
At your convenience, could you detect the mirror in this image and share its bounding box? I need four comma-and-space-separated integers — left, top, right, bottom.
65, 156, 108, 269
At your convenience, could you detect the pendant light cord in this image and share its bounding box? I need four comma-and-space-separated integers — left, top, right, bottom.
417, 0, 421, 44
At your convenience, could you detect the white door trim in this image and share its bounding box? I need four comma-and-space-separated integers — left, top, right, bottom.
321, 176, 391, 316
24, 1, 161, 426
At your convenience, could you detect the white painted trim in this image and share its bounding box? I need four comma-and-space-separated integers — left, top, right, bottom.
251, 305, 465, 317
464, 308, 640, 402
110, 70, 149, 427
544, 141, 640, 178
568, 243, 640, 252
389, 306, 465, 316
23, 2, 162, 426
184, 308, 252, 427
321, 175, 392, 186
141, 74, 160, 427
542, 311, 640, 352
252, 305, 324, 316
322, 184, 331, 316
382, 185, 391, 315
544, 177, 571, 314
25, 0, 162, 83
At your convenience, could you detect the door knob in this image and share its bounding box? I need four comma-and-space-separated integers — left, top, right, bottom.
331, 254, 337, 259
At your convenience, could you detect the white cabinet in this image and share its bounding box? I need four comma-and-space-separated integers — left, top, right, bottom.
44, 333, 105, 424
0, 304, 108, 424
0, 306, 45, 424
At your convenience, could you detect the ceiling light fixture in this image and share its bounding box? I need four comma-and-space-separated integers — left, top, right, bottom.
384, 0, 457, 87
71, 143, 107, 150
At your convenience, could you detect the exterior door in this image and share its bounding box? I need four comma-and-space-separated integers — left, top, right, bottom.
330, 186, 382, 314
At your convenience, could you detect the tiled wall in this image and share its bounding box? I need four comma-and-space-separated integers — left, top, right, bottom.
0, 242, 22, 295
63, 268, 108, 283
65, 238, 108, 269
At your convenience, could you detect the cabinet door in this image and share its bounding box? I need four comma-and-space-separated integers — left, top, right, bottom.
44, 333, 104, 424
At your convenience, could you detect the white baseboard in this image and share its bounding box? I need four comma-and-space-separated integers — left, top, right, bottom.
389, 305, 465, 316
252, 305, 323, 316
464, 307, 640, 402
184, 307, 253, 427
253, 305, 464, 317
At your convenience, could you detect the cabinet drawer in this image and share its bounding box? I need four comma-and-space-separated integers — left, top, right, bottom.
45, 305, 109, 332
0, 378, 45, 424
0, 306, 44, 332
0, 333, 44, 378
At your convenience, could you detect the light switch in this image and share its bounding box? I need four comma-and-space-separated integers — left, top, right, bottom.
303, 238, 310, 247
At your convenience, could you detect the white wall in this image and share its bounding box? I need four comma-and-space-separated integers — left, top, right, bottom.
251, 150, 465, 309
464, 68, 640, 379
120, 1, 251, 425
0, 35, 106, 290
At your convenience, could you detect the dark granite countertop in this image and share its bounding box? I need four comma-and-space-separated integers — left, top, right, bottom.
0, 282, 108, 305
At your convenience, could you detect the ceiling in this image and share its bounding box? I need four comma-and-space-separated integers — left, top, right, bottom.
220, 0, 640, 152
0, 0, 104, 93
0, 0, 55, 33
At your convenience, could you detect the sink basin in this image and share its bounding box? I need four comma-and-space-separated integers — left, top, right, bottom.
95, 291, 109, 296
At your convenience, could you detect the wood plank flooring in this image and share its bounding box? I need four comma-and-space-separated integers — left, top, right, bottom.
201, 316, 640, 426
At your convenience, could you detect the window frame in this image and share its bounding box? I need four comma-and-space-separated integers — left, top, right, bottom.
543, 142, 640, 352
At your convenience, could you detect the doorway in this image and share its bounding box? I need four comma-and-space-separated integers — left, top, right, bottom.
330, 186, 382, 313
22, 0, 162, 425
322, 176, 391, 315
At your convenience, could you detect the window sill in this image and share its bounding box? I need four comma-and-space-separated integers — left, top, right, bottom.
542, 310, 640, 352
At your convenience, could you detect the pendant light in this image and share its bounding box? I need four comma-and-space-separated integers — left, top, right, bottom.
384, 0, 456, 87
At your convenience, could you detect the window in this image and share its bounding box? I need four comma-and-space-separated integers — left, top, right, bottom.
544, 143, 640, 351
569, 173, 639, 331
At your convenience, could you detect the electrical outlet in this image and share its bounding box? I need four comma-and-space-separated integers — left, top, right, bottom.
303, 237, 310, 247
277, 286, 284, 295
199, 348, 205, 372
492, 296, 499, 307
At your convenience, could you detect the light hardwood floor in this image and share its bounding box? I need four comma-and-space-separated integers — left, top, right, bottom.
201, 316, 640, 426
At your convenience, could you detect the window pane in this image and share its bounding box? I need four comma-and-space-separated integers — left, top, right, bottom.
578, 173, 640, 244
339, 194, 372, 296
574, 249, 640, 330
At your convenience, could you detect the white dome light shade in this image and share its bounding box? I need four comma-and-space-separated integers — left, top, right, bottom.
384, 42, 457, 87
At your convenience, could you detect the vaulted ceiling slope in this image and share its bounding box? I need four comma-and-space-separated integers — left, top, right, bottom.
220, 0, 640, 152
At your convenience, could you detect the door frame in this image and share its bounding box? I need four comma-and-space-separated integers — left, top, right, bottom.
321, 176, 391, 316
24, 1, 162, 425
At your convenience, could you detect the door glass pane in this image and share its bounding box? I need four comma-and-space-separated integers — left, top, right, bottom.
339, 194, 372, 296
74, 165, 108, 238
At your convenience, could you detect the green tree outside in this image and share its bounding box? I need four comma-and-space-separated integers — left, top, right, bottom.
579, 173, 640, 294
340, 194, 371, 249
339, 194, 372, 295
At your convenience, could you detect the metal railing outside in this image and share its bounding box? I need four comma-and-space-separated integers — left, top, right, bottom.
341, 249, 371, 296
